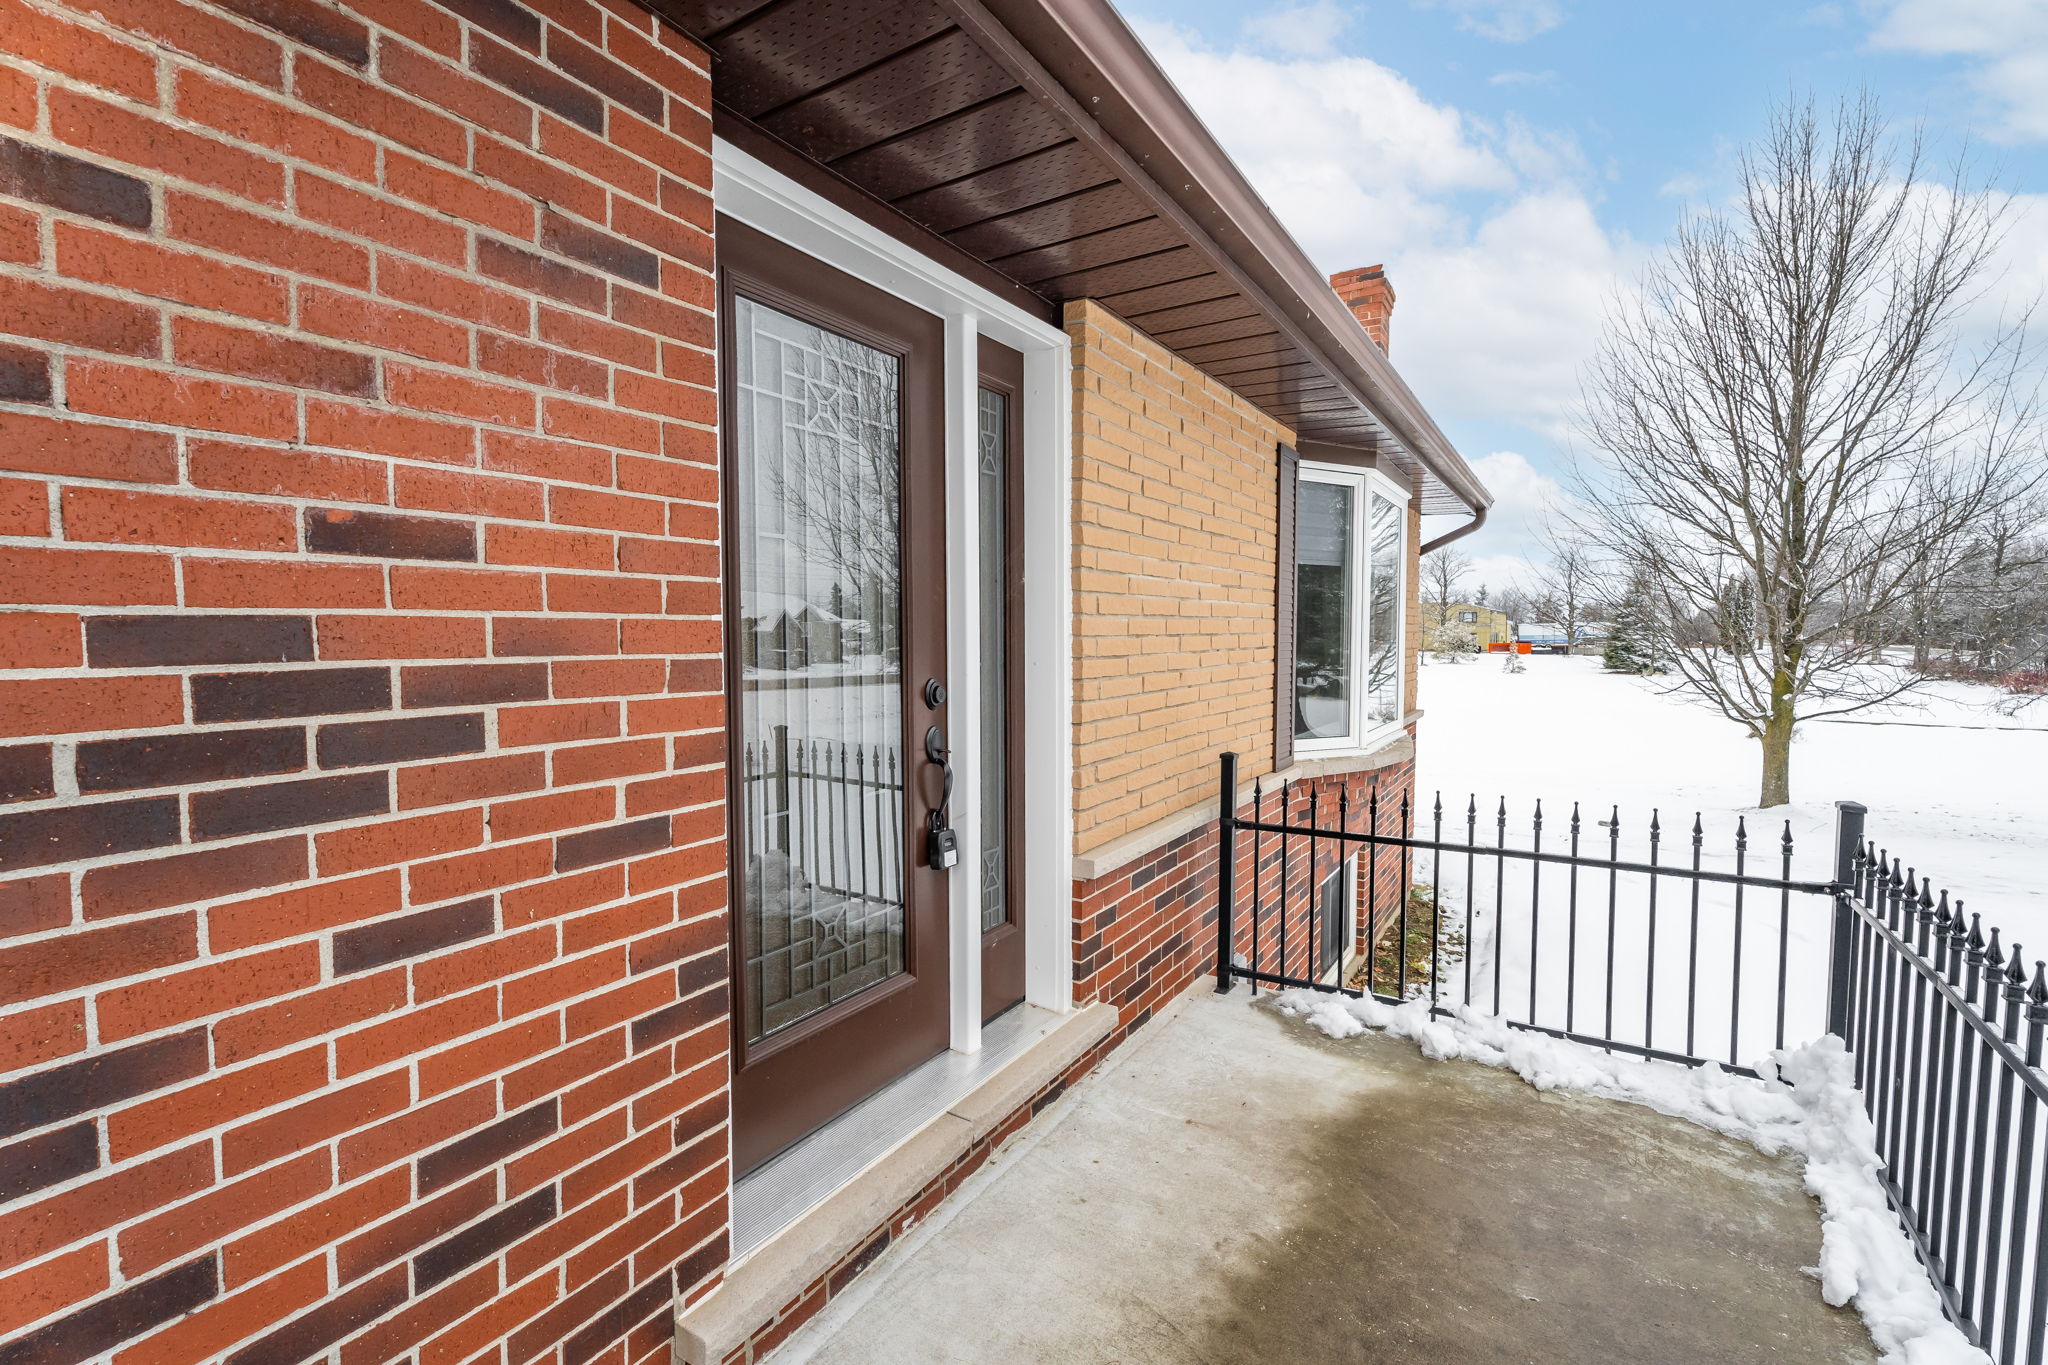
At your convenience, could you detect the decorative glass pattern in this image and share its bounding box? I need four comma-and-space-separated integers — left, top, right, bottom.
733, 297, 907, 1045
977, 386, 1009, 935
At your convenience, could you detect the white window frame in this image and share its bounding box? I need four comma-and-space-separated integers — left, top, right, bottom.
1294, 460, 1409, 757
712, 138, 1076, 1058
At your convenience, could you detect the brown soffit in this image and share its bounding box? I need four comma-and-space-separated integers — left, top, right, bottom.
963, 0, 1489, 519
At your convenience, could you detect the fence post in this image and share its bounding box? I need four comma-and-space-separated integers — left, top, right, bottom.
1827, 800, 1867, 1039
1215, 751, 1239, 994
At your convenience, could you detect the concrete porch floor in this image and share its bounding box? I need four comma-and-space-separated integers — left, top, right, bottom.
770, 988, 1878, 1364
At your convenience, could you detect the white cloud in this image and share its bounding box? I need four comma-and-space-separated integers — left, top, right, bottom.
1418, 0, 1566, 43
1137, 20, 1634, 437
1488, 69, 1556, 86
1242, 0, 1353, 56
1867, 0, 2048, 141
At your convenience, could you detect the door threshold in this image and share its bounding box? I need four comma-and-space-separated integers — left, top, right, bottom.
679, 1001, 1116, 1365
733, 1003, 1080, 1257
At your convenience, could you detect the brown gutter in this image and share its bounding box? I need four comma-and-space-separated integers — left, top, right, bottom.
1420, 505, 1487, 556
954, 0, 1493, 520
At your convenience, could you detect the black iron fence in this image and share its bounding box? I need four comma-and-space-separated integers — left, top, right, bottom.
1210, 750, 2048, 1360
1835, 837, 2048, 1361
739, 727, 903, 906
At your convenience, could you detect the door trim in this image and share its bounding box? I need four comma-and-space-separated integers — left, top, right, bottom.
713, 138, 1076, 1068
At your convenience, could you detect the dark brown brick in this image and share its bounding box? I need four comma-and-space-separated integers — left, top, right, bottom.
77, 727, 306, 794
0, 1121, 98, 1201
401, 663, 548, 708
0, 797, 180, 873
562, 1274, 668, 1365
0, 1254, 218, 1365
0, 1030, 208, 1139
87, 615, 313, 668
0, 134, 152, 230
477, 237, 606, 311
473, 37, 602, 132
192, 667, 389, 722
189, 772, 387, 840
332, 895, 492, 974
544, 31, 662, 122
305, 508, 476, 563
674, 947, 725, 1000
441, 0, 540, 51
316, 713, 484, 768
540, 210, 658, 289
555, 815, 668, 873
672, 1229, 727, 1296
335, 1172, 490, 1283
0, 743, 54, 804
672, 1090, 725, 1150
414, 1186, 553, 1289
223, 1263, 404, 1365
215, 0, 370, 64
827, 1228, 891, 1297
82, 837, 306, 919
0, 342, 52, 403
630, 982, 723, 1052
416, 1099, 555, 1194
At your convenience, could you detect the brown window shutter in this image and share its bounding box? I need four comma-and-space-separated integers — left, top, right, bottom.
1274, 443, 1299, 772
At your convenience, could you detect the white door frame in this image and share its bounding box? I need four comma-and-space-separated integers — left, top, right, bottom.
712, 139, 1077, 1058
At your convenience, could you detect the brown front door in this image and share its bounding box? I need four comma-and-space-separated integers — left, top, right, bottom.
977, 338, 1026, 1021
720, 217, 951, 1174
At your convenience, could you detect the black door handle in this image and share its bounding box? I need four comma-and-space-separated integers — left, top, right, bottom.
923, 725, 958, 870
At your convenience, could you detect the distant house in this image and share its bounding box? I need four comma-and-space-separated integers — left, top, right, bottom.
1424, 601, 1513, 649
1519, 621, 1603, 654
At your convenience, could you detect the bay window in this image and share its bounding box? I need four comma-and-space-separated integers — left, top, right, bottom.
1293, 462, 1407, 751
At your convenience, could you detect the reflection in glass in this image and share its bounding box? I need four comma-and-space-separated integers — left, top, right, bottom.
1295, 480, 1354, 740
734, 297, 906, 1045
977, 387, 1009, 935
1367, 493, 1402, 725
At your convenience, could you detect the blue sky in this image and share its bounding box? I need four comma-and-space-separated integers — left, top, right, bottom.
1119, 0, 2048, 590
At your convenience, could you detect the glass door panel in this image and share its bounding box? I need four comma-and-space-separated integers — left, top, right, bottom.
733, 295, 907, 1046
976, 384, 1009, 937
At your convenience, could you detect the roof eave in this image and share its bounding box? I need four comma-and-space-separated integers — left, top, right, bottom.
956, 0, 1492, 518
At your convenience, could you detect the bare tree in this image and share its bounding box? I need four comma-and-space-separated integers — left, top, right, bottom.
1492, 583, 1538, 629
1577, 95, 2043, 807
1529, 528, 1601, 652
1420, 544, 1470, 629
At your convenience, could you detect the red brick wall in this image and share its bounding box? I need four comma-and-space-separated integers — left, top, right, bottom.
0, 0, 731, 1362
1071, 755, 1417, 1035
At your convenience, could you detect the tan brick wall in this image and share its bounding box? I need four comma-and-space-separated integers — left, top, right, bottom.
1066, 299, 1293, 855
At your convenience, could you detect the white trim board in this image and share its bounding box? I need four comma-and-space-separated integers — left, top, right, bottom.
711, 138, 1077, 1065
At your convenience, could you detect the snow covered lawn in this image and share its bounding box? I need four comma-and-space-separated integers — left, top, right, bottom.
1415, 653, 2048, 947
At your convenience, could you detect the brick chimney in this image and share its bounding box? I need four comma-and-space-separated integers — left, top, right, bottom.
1330, 265, 1395, 353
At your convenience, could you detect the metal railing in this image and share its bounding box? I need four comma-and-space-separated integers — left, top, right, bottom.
739, 727, 904, 906
1835, 835, 2048, 1360
1210, 751, 2048, 1359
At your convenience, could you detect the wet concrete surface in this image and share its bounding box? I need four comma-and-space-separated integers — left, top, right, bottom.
771, 989, 1878, 1365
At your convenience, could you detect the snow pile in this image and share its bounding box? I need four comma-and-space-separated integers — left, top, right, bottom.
1279, 989, 1987, 1365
